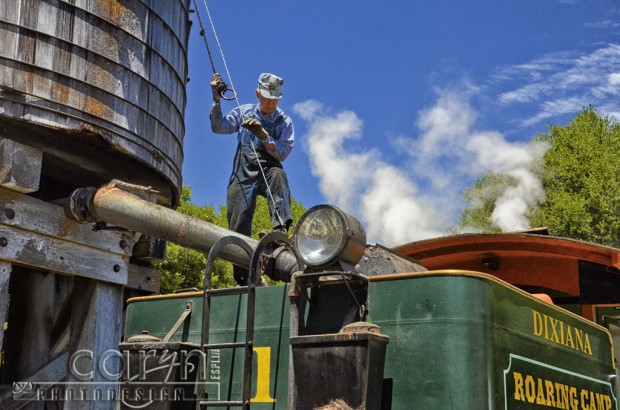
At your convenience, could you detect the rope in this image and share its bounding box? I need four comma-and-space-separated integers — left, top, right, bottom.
194, 0, 286, 229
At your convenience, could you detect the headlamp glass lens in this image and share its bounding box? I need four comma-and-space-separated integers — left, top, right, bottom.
295, 207, 345, 266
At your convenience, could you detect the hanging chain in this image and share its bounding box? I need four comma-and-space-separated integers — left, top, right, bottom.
192, 0, 286, 229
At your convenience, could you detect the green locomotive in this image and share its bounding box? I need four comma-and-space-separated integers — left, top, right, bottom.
119, 203, 620, 410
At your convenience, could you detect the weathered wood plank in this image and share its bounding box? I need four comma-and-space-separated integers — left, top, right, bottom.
0, 224, 128, 285
66, 278, 123, 410
127, 263, 160, 293
0, 268, 54, 410
0, 188, 132, 284
0, 261, 9, 351
0, 351, 68, 410
0, 186, 136, 254
0, 138, 42, 193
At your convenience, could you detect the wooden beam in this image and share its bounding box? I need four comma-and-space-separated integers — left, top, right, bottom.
0, 187, 136, 254
0, 138, 42, 193
0, 351, 68, 410
127, 264, 160, 293
0, 187, 136, 285
0, 227, 128, 285
0, 262, 9, 351
0, 269, 55, 410
66, 278, 124, 410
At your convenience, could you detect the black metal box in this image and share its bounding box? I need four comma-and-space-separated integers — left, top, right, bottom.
290, 331, 389, 410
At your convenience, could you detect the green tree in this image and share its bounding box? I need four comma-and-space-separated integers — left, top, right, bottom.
460, 106, 620, 247
157, 187, 306, 293
537, 107, 620, 246
460, 173, 515, 233
156, 187, 234, 293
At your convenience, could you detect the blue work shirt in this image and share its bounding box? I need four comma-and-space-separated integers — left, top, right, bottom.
210, 102, 294, 165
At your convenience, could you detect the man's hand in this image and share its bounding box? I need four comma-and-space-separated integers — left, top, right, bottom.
210, 73, 224, 101
241, 118, 268, 140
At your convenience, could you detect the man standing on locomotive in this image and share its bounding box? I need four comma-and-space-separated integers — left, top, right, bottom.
209, 73, 294, 285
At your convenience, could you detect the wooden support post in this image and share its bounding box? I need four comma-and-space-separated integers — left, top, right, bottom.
0, 351, 68, 410
0, 261, 10, 352
65, 277, 124, 410
0, 268, 55, 410
0, 138, 42, 193
127, 263, 160, 293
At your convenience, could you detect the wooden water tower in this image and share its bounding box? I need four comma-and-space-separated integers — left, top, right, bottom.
0, 0, 191, 407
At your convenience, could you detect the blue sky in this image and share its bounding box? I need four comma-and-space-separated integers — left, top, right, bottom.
182, 0, 620, 246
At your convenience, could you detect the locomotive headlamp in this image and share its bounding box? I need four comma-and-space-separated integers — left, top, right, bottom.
292, 205, 367, 268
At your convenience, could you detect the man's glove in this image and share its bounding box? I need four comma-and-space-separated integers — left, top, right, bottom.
241, 118, 268, 140
210, 73, 224, 101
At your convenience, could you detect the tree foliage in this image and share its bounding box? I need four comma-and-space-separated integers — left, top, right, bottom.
460, 173, 515, 233
460, 106, 620, 247
537, 107, 620, 245
156, 186, 306, 293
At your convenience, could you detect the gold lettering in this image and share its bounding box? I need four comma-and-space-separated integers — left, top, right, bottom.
537, 378, 547, 404
556, 382, 569, 409
525, 375, 536, 403
588, 391, 596, 410
513, 372, 525, 401
531, 310, 594, 355
581, 388, 589, 410
251, 347, 276, 403
604, 395, 612, 410
512, 372, 612, 410
545, 379, 556, 407
533, 310, 543, 336
583, 334, 592, 356
595, 392, 607, 410
570, 387, 578, 410
550, 317, 560, 343
566, 325, 575, 349
576, 329, 585, 353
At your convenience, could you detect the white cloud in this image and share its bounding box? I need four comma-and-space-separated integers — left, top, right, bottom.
294, 86, 549, 245
293, 100, 445, 245
293, 100, 371, 207
585, 20, 620, 29
496, 44, 620, 125
521, 97, 585, 127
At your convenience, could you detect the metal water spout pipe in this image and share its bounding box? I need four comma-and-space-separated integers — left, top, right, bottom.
65, 183, 298, 281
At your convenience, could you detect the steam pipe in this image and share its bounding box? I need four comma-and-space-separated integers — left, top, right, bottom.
66, 184, 298, 281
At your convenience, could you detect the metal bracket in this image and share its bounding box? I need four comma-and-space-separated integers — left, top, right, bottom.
162, 301, 193, 342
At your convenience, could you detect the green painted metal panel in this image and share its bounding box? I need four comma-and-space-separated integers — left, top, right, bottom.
366, 273, 616, 409
123, 272, 617, 409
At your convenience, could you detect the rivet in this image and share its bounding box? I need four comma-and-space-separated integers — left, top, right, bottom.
0, 237, 7, 247
113, 264, 121, 272
4, 209, 15, 219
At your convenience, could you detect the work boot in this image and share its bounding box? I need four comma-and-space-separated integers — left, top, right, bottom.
258, 226, 287, 239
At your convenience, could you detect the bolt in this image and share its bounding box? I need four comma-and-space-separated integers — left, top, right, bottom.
113, 264, 121, 272
119, 239, 127, 249
4, 208, 15, 219
0, 237, 7, 247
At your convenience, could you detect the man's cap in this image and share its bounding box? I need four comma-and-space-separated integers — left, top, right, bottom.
258, 73, 283, 100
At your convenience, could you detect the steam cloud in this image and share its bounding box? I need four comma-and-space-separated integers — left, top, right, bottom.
293, 86, 549, 246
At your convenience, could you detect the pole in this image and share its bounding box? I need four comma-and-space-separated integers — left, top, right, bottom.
66, 185, 298, 281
